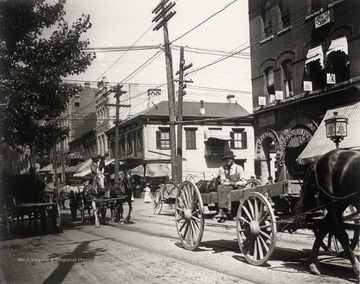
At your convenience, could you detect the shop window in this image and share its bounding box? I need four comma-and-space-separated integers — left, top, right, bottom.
185, 128, 197, 150
281, 59, 293, 97
156, 127, 170, 149
230, 129, 247, 149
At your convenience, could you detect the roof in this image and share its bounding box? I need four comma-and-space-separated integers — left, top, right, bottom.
116, 101, 251, 128
142, 101, 250, 118
296, 101, 360, 165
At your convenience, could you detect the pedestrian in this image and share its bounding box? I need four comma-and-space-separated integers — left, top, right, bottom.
143, 183, 152, 203
215, 151, 247, 223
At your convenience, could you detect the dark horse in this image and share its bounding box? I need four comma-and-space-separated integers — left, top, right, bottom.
299, 149, 360, 279
114, 171, 133, 223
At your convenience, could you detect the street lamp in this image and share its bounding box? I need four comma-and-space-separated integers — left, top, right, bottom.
324, 111, 348, 148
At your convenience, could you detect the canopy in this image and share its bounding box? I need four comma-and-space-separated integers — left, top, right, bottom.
39, 164, 62, 174
73, 158, 117, 177
326, 36, 348, 57
131, 163, 171, 177
305, 45, 324, 69
204, 130, 231, 141
296, 101, 360, 165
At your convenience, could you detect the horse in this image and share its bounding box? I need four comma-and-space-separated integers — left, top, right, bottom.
114, 171, 133, 223
298, 149, 360, 279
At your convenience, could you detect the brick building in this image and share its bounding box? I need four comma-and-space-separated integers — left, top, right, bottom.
248, 0, 360, 183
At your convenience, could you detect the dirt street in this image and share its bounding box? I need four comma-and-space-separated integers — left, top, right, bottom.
0, 198, 357, 284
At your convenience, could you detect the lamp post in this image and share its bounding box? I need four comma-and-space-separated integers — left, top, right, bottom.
324, 111, 348, 148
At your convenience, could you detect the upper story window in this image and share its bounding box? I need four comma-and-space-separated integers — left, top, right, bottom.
136, 129, 142, 152
127, 133, 133, 154
281, 59, 293, 97
262, 0, 273, 37
156, 127, 170, 149
304, 45, 325, 91
264, 67, 275, 102
230, 129, 247, 149
279, 0, 290, 28
311, 0, 328, 11
325, 37, 349, 84
185, 127, 197, 150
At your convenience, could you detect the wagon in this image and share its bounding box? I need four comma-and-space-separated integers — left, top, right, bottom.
68, 176, 128, 227
174, 179, 359, 265
0, 174, 61, 235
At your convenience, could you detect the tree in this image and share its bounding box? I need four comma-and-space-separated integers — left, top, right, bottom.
0, 0, 95, 165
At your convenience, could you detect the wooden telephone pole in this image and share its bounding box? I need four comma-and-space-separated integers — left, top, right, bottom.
175, 47, 192, 182
152, 0, 178, 182
106, 84, 130, 184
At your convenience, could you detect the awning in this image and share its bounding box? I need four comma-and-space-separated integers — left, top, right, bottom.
296, 101, 360, 165
327, 37, 348, 56
204, 130, 231, 141
39, 164, 62, 174
305, 45, 324, 69
73, 158, 117, 177
131, 163, 171, 177
326, 36, 349, 65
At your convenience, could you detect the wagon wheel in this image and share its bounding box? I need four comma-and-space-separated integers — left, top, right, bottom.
245, 178, 262, 188
69, 190, 77, 220
153, 189, 163, 215
236, 192, 277, 265
175, 180, 205, 251
40, 208, 47, 232
51, 202, 61, 233
320, 205, 359, 256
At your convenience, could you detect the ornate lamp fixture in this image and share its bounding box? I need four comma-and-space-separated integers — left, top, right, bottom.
324, 111, 348, 148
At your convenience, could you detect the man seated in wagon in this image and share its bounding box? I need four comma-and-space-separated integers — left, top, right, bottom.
215, 151, 247, 222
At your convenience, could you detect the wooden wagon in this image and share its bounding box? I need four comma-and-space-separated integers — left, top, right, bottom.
174, 179, 359, 265
0, 174, 61, 235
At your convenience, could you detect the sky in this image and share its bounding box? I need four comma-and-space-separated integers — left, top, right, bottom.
62, 0, 252, 113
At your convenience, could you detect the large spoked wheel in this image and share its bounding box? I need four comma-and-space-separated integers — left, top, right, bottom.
236, 192, 277, 265
69, 191, 77, 220
245, 178, 262, 188
153, 189, 163, 215
320, 205, 359, 256
175, 181, 205, 251
52, 202, 61, 233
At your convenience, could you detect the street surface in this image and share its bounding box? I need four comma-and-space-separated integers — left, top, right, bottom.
0, 198, 358, 284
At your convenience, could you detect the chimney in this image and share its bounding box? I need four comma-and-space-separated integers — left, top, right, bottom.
199, 100, 205, 115
84, 82, 90, 88
227, 94, 235, 103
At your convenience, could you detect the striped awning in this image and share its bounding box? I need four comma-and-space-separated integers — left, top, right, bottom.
296, 101, 360, 165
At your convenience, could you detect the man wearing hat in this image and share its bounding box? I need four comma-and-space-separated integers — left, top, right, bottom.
215, 150, 247, 222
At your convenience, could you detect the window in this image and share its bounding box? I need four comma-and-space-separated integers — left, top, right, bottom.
279, 0, 290, 28
231, 129, 247, 149
127, 134, 133, 154
265, 68, 275, 102
156, 127, 170, 149
136, 129, 142, 152
281, 60, 293, 97
263, 0, 272, 37
312, 0, 327, 11
305, 45, 325, 90
325, 37, 350, 84
185, 128, 197, 150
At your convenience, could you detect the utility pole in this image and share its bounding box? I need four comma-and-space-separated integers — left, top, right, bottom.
175, 46, 192, 182
152, 0, 178, 182
106, 84, 130, 184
